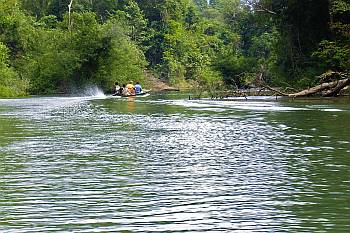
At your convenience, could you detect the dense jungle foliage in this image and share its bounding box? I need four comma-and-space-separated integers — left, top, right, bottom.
0, 0, 349, 97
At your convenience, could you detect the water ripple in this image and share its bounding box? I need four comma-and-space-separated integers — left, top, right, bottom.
1, 96, 350, 232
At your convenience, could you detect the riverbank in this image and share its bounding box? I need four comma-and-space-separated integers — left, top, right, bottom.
143, 72, 179, 92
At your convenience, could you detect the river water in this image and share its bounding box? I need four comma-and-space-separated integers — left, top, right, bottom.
0, 93, 350, 232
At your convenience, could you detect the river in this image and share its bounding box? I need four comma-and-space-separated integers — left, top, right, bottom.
1, 93, 350, 232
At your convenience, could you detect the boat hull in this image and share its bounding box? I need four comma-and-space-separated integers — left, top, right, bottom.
112, 91, 150, 98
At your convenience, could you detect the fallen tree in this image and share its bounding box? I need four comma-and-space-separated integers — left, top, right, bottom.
196, 72, 350, 100
288, 78, 350, 97
260, 71, 350, 98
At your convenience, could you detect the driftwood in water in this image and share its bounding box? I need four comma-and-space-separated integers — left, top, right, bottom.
256, 71, 349, 98
288, 78, 350, 97
321, 78, 350, 97
193, 72, 350, 100
258, 84, 288, 96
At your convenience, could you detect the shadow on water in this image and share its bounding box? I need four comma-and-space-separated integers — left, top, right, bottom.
0, 94, 350, 232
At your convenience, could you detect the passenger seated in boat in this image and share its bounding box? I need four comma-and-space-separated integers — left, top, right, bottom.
122, 84, 130, 96
113, 82, 121, 96
119, 85, 124, 94
135, 82, 142, 94
126, 81, 135, 95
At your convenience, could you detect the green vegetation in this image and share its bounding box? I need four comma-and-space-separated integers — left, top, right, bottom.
0, 0, 348, 97
0, 42, 27, 97
313, 0, 350, 74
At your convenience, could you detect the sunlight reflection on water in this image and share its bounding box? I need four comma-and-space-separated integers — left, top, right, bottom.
1, 95, 350, 232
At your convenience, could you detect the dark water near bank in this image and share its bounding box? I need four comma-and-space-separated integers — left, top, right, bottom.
1, 93, 350, 232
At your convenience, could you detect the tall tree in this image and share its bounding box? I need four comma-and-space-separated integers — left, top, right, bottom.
0, 0, 29, 96
250, 0, 332, 85
313, 0, 350, 73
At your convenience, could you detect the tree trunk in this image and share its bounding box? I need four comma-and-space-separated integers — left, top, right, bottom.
289, 78, 350, 97
68, 0, 73, 30
322, 78, 350, 97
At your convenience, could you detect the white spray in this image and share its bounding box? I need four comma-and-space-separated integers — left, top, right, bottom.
82, 85, 106, 98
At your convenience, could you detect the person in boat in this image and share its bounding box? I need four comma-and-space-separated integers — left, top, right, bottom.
113, 82, 121, 96
121, 84, 129, 96
118, 84, 124, 95
134, 81, 142, 94
126, 81, 135, 95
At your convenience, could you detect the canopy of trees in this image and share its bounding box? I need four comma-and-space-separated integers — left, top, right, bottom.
0, 0, 348, 97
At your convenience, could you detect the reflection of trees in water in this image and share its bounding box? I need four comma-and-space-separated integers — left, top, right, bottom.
263, 101, 350, 231
0, 117, 28, 221
0, 117, 26, 147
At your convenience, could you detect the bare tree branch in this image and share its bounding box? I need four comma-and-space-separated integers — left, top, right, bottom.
245, 0, 278, 15
255, 8, 277, 15
68, 0, 73, 30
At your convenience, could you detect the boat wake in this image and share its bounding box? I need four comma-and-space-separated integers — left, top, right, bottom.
82, 85, 106, 98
